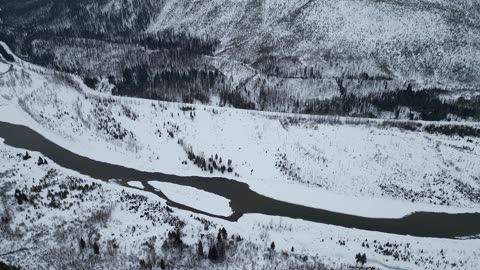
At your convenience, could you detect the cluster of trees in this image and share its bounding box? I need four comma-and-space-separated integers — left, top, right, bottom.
275, 152, 302, 183
424, 124, 480, 138
135, 30, 220, 55
370, 86, 480, 121
92, 101, 133, 141
22, 151, 31, 161
219, 77, 480, 123
179, 139, 234, 174
256, 56, 324, 79
219, 89, 256, 110
1, 16, 224, 104
114, 66, 222, 104
355, 253, 367, 267
29, 28, 220, 56
79, 237, 100, 255
83, 76, 99, 89
300, 87, 480, 121
167, 229, 183, 247
255, 55, 393, 81
1, 0, 148, 34
14, 189, 29, 205
0, 261, 20, 270
206, 227, 229, 262
301, 93, 375, 118
37, 157, 48, 165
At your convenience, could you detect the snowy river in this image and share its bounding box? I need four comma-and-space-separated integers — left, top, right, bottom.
1, 120, 480, 239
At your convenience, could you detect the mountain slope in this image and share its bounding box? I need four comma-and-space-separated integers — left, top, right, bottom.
1, 0, 480, 119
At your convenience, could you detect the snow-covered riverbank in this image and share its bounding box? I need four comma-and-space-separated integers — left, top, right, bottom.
1, 141, 479, 270
1, 52, 480, 219
149, 181, 232, 216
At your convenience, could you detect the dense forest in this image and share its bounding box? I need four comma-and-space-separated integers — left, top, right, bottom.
301, 87, 480, 121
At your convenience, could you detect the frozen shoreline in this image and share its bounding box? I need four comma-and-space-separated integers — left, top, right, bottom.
127, 181, 145, 189
149, 181, 232, 217
249, 179, 480, 218
0, 106, 479, 219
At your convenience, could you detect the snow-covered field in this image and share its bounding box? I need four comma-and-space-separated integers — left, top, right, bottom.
0, 45, 479, 220
149, 181, 232, 217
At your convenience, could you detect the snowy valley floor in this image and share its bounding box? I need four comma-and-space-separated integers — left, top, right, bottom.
1, 142, 480, 270
0, 42, 480, 269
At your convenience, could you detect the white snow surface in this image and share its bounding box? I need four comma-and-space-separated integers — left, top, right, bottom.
0, 62, 9, 73
149, 181, 232, 217
252, 180, 480, 218
127, 181, 144, 189
1, 41, 480, 219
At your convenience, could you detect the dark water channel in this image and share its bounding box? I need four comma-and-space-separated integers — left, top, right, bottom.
1, 121, 479, 239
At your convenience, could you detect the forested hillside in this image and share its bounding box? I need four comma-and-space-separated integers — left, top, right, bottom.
1, 0, 480, 120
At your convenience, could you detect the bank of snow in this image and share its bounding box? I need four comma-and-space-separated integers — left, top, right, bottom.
149, 181, 232, 216
127, 181, 144, 189
0, 62, 9, 74
250, 180, 480, 218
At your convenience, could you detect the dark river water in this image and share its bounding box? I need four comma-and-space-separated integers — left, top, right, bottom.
1, 120, 480, 239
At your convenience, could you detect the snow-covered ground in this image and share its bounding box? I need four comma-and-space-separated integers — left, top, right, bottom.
127, 181, 145, 189
1, 141, 479, 270
0, 62, 9, 74
0, 42, 480, 220
149, 181, 232, 217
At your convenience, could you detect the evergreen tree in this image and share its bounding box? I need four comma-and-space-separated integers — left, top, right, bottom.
220, 227, 228, 240
208, 245, 218, 261
23, 151, 31, 160
197, 240, 204, 257
270, 241, 275, 250
361, 253, 367, 266
355, 253, 362, 266
93, 242, 100, 255
160, 259, 166, 270
217, 240, 225, 261
137, 66, 149, 88
79, 238, 86, 251
174, 228, 182, 246
122, 67, 134, 91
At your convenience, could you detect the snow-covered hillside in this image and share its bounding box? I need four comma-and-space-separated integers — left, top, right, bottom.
1, 43, 480, 220
148, 0, 480, 89
3, 0, 480, 117
6, 0, 477, 89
